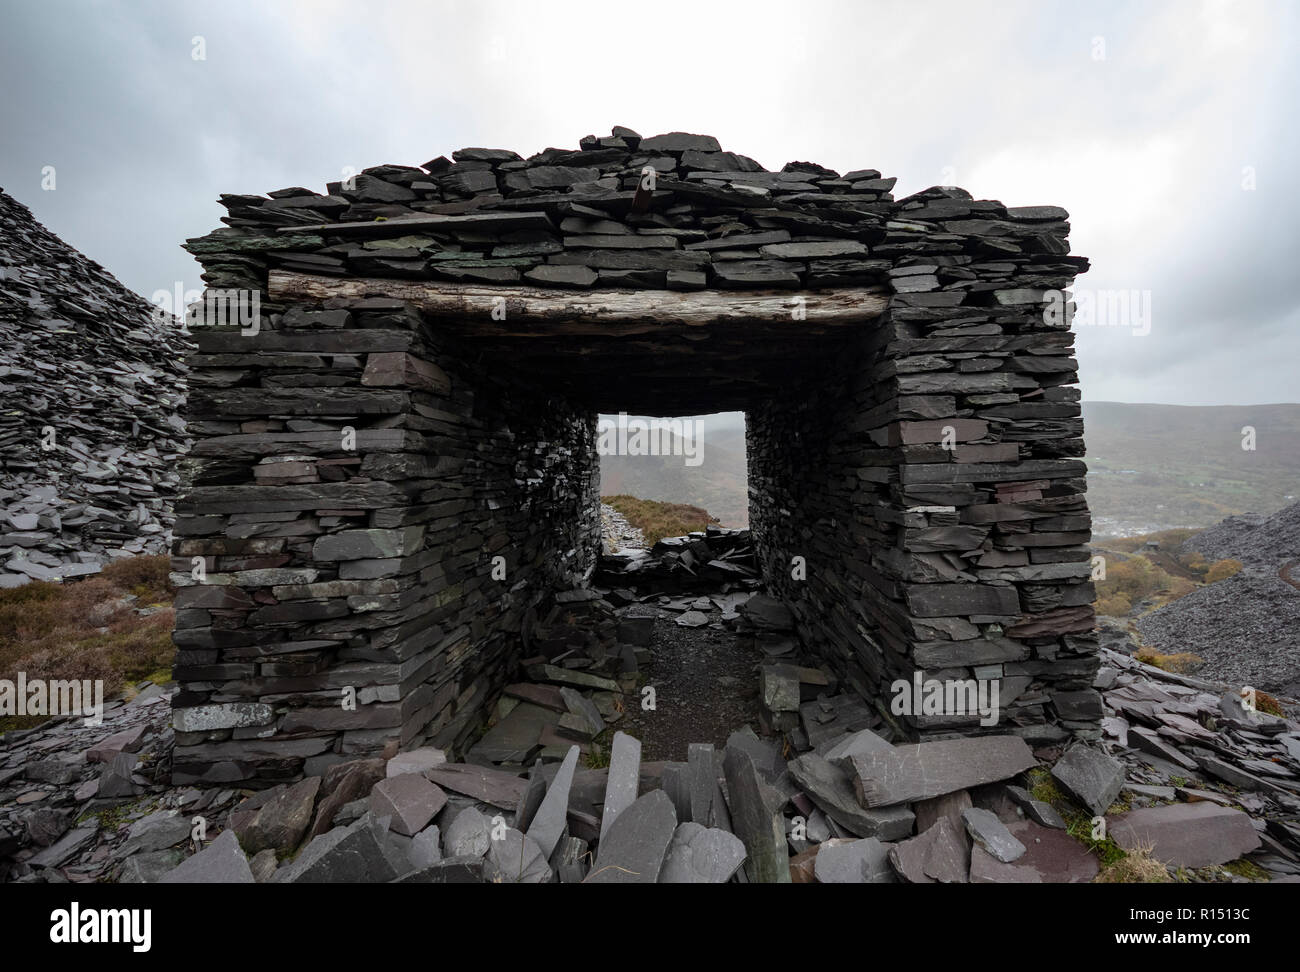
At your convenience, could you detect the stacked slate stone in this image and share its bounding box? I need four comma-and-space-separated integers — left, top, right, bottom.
175, 127, 1094, 786
747, 187, 1095, 745
0, 190, 189, 587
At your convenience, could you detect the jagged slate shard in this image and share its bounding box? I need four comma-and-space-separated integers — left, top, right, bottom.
423, 764, 528, 811
443, 807, 492, 859
408, 825, 441, 870
1049, 745, 1126, 816
559, 687, 606, 738
369, 773, 447, 837
813, 837, 897, 883
587, 789, 676, 884
722, 746, 791, 883
600, 731, 642, 841
660, 822, 747, 883
386, 747, 448, 777
160, 829, 254, 884
961, 807, 1026, 863
526, 745, 579, 858
231, 776, 320, 854
551, 835, 590, 883
849, 736, 1037, 808
821, 728, 893, 762
275, 813, 409, 883
483, 827, 553, 884
787, 753, 915, 839
1005, 785, 1066, 830
1108, 803, 1261, 869
687, 743, 715, 824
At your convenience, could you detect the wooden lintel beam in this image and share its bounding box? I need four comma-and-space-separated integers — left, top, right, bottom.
268, 270, 888, 330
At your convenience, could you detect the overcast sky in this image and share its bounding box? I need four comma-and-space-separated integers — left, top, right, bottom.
1, 0, 1295, 405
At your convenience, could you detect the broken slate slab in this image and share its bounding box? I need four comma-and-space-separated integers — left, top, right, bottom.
160, 829, 254, 884
1050, 744, 1126, 816
559, 687, 606, 739
787, 752, 915, 840
276, 813, 408, 883
686, 742, 715, 824
386, 747, 447, 777
1005, 784, 1066, 829
588, 789, 676, 884
119, 809, 193, 857
370, 773, 447, 836
600, 730, 642, 841
659, 821, 746, 883
723, 745, 791, 884
408, 825, 441, 870
849, 735, 1037, 807
1108, 802, 1261, 869
891, 817, 972, 884
468, 701, 557, 763
961, 807, 1026, 862
814, 837, 897, 883
968, 819, 1098, 883
821, 727, 893, 763
483, 827, 553, 884
443, 807, 493, 859
526, 745, 578, 858
424, 763, 528, 811
231, 776, 321, 855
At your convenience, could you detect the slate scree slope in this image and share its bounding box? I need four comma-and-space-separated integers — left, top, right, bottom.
174, 129, 1096, 786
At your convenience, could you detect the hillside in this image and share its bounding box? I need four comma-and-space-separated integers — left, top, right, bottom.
600, 404, 1300, 538
598, 413, 749, 527
1083, 402, 1300, 538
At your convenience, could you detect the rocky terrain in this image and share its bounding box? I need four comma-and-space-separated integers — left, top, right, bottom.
0, 189, 189, 589
2, 522, 1296, 884
1137, 501, 1300, 694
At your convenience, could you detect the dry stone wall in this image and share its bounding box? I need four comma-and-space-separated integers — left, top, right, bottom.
748, 192, 1099, 744
173, 302, 598, 785
175, 127, 1095, 784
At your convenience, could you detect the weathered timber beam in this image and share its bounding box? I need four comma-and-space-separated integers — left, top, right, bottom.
268, 270, 888, 330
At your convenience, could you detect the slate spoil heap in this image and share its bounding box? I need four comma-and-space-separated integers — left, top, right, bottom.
176, 125, 1097, 785
4, 586, 1297, 884
0, 189, 189, 587
1137, 500, 1300, 694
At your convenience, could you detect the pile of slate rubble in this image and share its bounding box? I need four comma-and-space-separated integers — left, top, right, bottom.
2, 539, 1297, 882
0, 189, 189, 588
597, 522, 759, 592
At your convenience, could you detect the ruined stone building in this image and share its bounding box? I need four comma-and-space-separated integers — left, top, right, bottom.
172, 129, 1096, 786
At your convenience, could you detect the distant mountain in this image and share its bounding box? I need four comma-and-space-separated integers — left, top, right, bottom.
598, 413, 748, 527
598, 404, 1300, 540
1082, 402, 1300, 538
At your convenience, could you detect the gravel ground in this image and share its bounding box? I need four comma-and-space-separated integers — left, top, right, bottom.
1136, 567, 1300, 693
618, 607, 762, 762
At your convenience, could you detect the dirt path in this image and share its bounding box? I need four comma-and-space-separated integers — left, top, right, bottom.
617, 608, 762, 762
1280, 559, 1300, 592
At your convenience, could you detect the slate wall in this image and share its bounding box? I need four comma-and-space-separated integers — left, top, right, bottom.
749, 193, 1100, 745
172, 302, 598, 786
